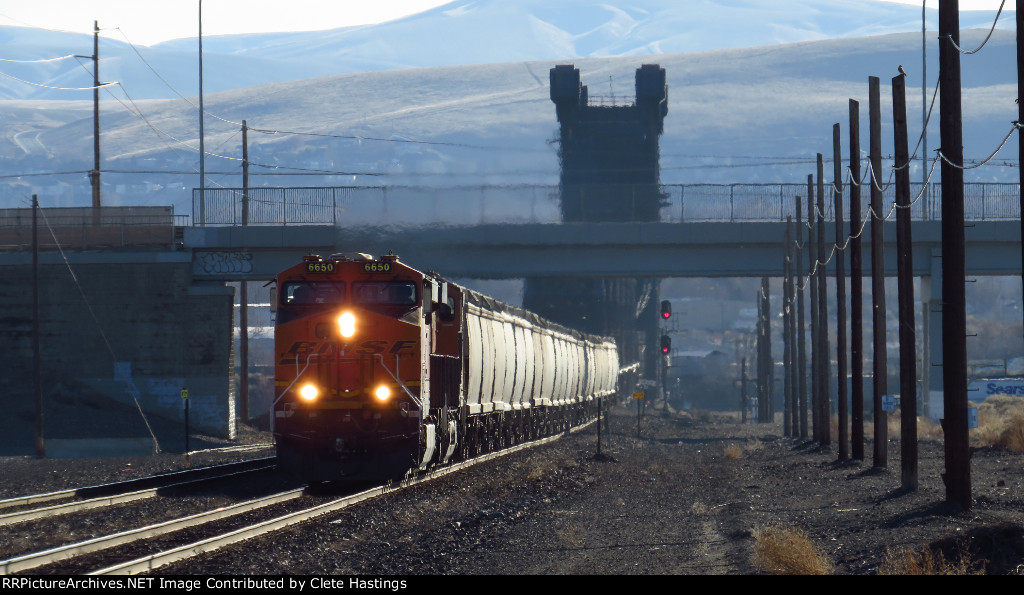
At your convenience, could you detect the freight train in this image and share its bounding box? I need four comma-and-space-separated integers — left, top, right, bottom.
270, 252, 620, 482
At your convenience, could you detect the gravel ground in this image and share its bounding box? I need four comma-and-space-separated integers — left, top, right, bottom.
4, 404, 1024, 575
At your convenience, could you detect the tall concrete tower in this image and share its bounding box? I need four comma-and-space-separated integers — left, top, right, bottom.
523, 64, 668, 381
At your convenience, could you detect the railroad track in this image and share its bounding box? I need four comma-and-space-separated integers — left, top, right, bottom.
0, 458, 278, 527
0, 456, 277, 514
1, 424, 589, 575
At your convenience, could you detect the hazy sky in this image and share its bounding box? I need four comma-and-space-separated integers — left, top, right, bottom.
0, 0, 1012, 46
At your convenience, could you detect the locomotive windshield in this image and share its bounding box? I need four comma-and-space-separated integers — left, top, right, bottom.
353, 282, 418, 306
282, 281, 346, 306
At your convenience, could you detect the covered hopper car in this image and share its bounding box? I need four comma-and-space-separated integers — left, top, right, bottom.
271, 252, 619, 482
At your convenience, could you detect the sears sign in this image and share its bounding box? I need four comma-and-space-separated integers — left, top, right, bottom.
968, 379, 1024, 401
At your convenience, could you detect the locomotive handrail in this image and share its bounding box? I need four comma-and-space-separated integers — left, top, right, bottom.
374, 353, 426, 412
269, 352, 318, 434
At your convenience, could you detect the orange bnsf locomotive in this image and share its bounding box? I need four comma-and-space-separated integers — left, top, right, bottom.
270, 252, 619, 482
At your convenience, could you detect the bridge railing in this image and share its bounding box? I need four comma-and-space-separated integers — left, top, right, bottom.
191, 182, 1019, 226
0, 206, 177, 250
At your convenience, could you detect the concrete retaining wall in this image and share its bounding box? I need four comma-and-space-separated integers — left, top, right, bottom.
0, 260, 235, 442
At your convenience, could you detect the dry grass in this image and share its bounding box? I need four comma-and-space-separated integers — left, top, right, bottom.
723, 443, 742, 458
753, 526, 834, 575
879, 542, 986, 575
977, 396, 1024, 452
846, 396, 1024, 448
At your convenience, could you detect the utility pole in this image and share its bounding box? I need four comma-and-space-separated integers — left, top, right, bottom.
239, 120, 250, 422
1017, 0, 1024, 334
198, 0, 206, 226
893, 73, 919, 491
741, 356, 748, 424
91, 21, 100, 211
849, 99, 865, 460
807, 177, 819, 441
787, 218, 798, 436
923, 0, 930, 220
74, 22, 102, 216
869, 76, 888, 468
783, 221, 793, 436
33, 195, 44, 459
816, 154, 830, 447
833, 124, 849, 460
938, 0, 970, 511
796, 194, 808, 439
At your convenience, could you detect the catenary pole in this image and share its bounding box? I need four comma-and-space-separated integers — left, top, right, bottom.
869, 76, 888, 468
938, 0, 971, 511
833, 124, 849, 460
849, 99, 865, 460
796, 195, 808, 439
816, 154, 830, 446
893, 74, 919, 491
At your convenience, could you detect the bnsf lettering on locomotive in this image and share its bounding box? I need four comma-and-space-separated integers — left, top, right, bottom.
363, 262, 391, 273
356, 340, 389, 355
280, 339, 415, 363
389, 340, 417, 354
285, 341, 318, 358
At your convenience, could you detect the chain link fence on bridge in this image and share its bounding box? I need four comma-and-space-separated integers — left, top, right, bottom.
192, 183, 1020, 226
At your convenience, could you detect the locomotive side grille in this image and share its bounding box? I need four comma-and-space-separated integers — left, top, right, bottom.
429, 354, 462, 410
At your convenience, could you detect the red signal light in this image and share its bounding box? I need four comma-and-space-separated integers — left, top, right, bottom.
660, 300, 671, 319
660, 335, 671, 354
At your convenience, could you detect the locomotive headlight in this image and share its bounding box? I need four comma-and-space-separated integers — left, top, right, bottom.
338, 312, 356, 338
299, 383, 319, 402
374, 385, 391, 402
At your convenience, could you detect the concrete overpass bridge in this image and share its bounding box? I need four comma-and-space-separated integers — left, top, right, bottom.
183, 219, 1020, 281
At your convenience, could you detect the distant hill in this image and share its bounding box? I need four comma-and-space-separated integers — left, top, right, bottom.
0, 13, 1017, 215
0, 0, 1011, 101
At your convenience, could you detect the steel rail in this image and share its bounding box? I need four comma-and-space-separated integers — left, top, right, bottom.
0, 463, 277, 527
0, 485, 305, 575
0, 456, 275, 513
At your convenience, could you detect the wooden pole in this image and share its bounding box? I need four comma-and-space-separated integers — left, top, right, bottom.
807, 176, 819, 441
783, 220, 793, 436
816, 154, 830, 446
239, 120, 250, 422
833, 124, 849, 460
33, 195, 44, 459
938, 0, 971, 511
849, 99, 866, 460
91, 21, 101, 212
762, 277, 773, 423
893, 74, 919, 491
796, 194, 808, 438
741, 357, 748, 424
1017, 0, 1024, 335
869, 76, 888, 468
